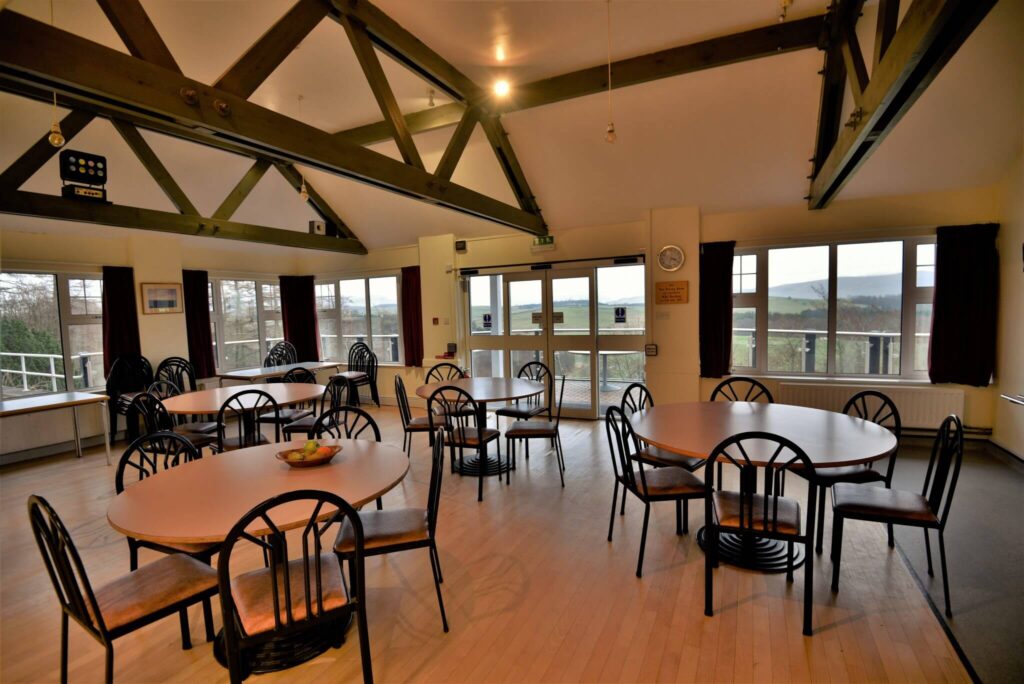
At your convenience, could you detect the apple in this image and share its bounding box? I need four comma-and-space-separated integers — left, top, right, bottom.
304, 439, 319, 454
314, 446, 333, 459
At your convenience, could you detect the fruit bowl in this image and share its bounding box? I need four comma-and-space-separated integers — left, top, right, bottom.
275, 444, 341, 468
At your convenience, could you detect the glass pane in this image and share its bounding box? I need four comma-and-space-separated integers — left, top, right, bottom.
553, 350, 591, 410
508, 280, 542, 336
767, 246, 828, 373
369, 277, 400, 363
261, 283, 281, 312
315, 283, 335, 311
598, 351, 644, 411
732, 254, 757, 293
551, 277, 590, 336
509, 349, 543, 376
471, 350, 503, 378
208, 282, 215, 312
0, 273, 66, 396
68, 323, 103, 389
732, 307, 756, 369
218, 280, 259, 371
916, 243, 935, 287
597, 265, 645, 335
836, 242, 902, 375
915, 303, 932, 372
318, 316, 338, 361
68, 277, 102, 316
339, 279, 367, 357
469, 275, 504, 335
263, 319, 284, 351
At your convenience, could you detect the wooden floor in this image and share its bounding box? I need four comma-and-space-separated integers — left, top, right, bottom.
0, 407, 967, 683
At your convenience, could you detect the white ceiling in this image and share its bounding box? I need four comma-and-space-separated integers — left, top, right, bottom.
1, 0, 1021, 252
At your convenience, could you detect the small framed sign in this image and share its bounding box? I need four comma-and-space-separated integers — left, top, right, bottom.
482, 313, 492, 329
654, 280, 689, 305
614, 306, 627, 324
140, 282, 183, 315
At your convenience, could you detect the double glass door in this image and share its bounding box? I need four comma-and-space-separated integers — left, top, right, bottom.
466, 263, 646, 419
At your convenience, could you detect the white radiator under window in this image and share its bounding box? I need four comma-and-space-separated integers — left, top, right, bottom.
778, 383, 964, 429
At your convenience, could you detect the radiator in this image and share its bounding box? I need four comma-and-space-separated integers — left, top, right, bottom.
778, 383, 964, 429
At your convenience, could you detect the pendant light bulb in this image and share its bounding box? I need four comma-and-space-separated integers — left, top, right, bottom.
299, 178, 309, 202
605, 123, 617, 144
603, 1, 617, 145
48, 119, 65, 148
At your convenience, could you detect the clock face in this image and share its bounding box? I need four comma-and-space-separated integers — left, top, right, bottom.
658, 245, 685, 272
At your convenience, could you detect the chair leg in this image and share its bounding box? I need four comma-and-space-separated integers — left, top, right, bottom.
815, 485, 826, 554
675, 500, 683, 536
356, 605, 374, 684
506, 439, 512, 485
428, 544, 449, 632
924, 528, 934, 577
636, 503, 651, 578
555, 436, 565, 487
803, 535, 815, 636
60, 611, 69, 684
608, 483, 619, 542
786, 541, 794, 583
375, 496, 383, 510
620, 487, 627, 515
704, 526, 715, 617
430, 543, 445, 584
683, 500, 689, 534
202, 597, 215, 642
178, 607, 192, 650
128, 540, 138, 572
938, 530, 952, 617
104, 644, 114, 684
717, 462, 723, 491
887, 523, 894, 548
831, 514, 844, 592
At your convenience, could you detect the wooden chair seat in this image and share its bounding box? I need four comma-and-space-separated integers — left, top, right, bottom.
217, 433, 270, 452
639, 466, 705, 497
91, 554, 217, 632
811, 464, 887, 485
494, 404, 546, 421
230, 554, 348, 637
712, 491, 802, 535
335, 508, 429, 553
832, 483, 937, 525
258, 407, 313, 424
407, 415, 432, 431
282, 414, 317, 438
450, 427, 500, 447
504, 419, 557, 439
633, 445, 705, 472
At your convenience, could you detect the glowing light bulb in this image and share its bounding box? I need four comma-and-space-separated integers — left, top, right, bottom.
493, 79, 511, 97
48, 120, 65, 148
605, 122, 617, 144
299, 180, 309, 202
495, 45, 506, 62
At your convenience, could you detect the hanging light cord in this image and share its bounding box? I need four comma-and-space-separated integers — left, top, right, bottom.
605, 0, 613, 127
50, 0, 58, 117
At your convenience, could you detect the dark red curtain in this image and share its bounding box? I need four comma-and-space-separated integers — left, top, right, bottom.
929, 223, 999, 387
280, 275, 320, 362
182, 270, 217, 379
401, 265, 423, 367
101, 266, 142, 376
699, 241, 735, 378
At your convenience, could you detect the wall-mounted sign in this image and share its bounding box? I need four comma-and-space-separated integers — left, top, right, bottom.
552, 311, 565, 324
655, 280, 689, 305
482, 313, 492, 329
531, 311, 543, 324
614, 306, 627, 323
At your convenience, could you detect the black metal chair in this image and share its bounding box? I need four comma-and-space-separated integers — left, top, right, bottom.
427, 385, 501, 502
282, 376, 354, 440
620, 383, 704, 474
333, 342, 379, 407
127, 392, 216, 451
605, 406, 705, 577
218, 490, 372, 684
313, 406, 384, 509
504, 376, 567, 487
335, 429, 450, 633
28, 495, 218, 683
259, 367, 315, 428
495, 361, 553, 423
620, 382, 654, 417
105, 354, 153, 442
709, 376, 775, 490
395, 375, 430, 456
215, 390, 280, 452
704, 431, 819, 636
148, 379, 219, 435
147, 379, 180, 401
425, 362, 465, 383
155, 356, 198, 392
262, 340, 297, 367
832, 414, 964, 617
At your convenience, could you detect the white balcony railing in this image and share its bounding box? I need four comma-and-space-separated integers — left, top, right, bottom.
0, 351, 103, 395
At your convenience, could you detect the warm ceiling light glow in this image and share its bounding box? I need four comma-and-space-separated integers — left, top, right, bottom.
495, 45, 506, 62
493, 79, 511, 97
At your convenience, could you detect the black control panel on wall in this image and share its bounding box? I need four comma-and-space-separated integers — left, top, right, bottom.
59, 150, 107, 185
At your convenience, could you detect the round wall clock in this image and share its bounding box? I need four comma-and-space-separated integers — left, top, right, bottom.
657, 245, 685, 272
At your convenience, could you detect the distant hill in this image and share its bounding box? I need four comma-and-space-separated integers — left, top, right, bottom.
768, 273, 902, 299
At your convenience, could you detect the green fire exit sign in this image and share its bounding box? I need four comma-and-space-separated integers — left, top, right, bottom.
533, 235, 555, 247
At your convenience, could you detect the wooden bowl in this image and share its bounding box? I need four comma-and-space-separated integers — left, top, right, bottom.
275, 445, 342, 468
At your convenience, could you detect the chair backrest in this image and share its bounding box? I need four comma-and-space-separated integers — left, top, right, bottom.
128, 391, 174, 434
843, 390, 902, 482
218, 489, 364, 639
605, 406, 642, 492
395, 374, 413, 428
706, 431, 815, 535
347, 341, 369, 366
27, 495, 106, 639
517, 361, 553, 412
217, 390, 280, 449
620, 382, 654, 417
426, 362, 465, 383
105, 355, 153, 397
426, 429, 446, 535
279, 367, 316, 384
312, 406, 381, 441
318, 376, 354, 415
923, 414, 964, 527
147, 379, 181, 400
709, 376, 774, 403
155, 356, 197, 392
263, 341, 297, 368
552, 376, 567, 429
426, 386, 481, 435
115, 431, 200, 494
346, 343, 378, 380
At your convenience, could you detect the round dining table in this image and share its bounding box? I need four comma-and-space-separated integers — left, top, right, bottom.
630, 401, 897, 572
107, 438, 408, 673
161, 382, 325, 415
415, 377, 544, 500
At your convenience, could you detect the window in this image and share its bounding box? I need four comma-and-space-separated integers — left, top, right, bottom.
208, 278, 287, 371
1, 272, 104, 398
597, 264, 645, 335
315, 275, 402, 364
731, 237, 935, 379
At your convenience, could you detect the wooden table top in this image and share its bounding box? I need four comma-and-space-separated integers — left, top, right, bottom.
217, 361, 341, 381
629, 402, 897, 468
415, 377, 544, 403
107, 439, 409, 544
0, 391, 109, 417
161, 383, 324, 415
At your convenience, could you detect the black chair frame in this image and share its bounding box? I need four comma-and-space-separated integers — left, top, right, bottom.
106, 355, 153, 442
427, 385, 502, 502
216, 390, 280, 452
262, 341, 297, 368
281, 376, 355, 440
395, 375, 431, 456
495, 361, 553, 424
505, 376, 567, 487
709, 376, 775, 490
620, 382, 654, 417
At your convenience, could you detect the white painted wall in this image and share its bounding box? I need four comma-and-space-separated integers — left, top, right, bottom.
993, 153, 1024, 457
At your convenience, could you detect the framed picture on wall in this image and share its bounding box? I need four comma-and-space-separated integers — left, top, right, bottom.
140, 282, 183, 314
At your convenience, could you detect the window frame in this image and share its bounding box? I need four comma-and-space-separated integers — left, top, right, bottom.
315, 273, 403, 366
732, 235, 935, 381
209, 277, 284, 373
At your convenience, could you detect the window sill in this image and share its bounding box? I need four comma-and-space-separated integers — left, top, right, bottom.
728, 373, 934, 387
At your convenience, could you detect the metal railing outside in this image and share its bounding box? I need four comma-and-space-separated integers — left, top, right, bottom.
0, 351, 103, 395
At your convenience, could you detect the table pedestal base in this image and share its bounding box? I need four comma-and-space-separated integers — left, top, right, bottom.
696, 527, 805, 573
213, 612, 352, 674
453, 454, 509, 477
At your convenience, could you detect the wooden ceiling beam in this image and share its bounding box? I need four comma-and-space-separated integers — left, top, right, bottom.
212, 158, 270, 220
874, 0, 901, 68
0, 109, 95, 190
273, 161, 357, 239
110, 118, 198, 215
0, 12, 545, 235
434, 106, 478, 182
808, 0, 997, 209
336, 102, 465, 146
96, 0, 181, 72
478, 115, 541, 216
